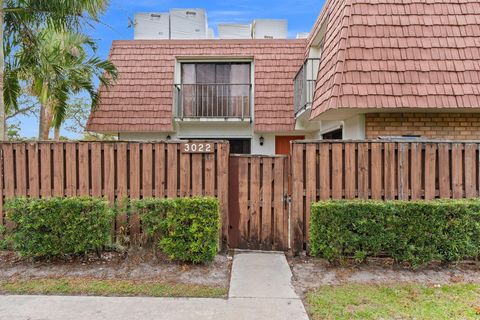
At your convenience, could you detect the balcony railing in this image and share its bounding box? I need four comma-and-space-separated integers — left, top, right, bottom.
175, 84, 252, 119
294, 58, 320, 116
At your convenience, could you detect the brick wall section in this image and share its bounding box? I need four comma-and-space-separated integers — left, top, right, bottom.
365, 113, 480, 140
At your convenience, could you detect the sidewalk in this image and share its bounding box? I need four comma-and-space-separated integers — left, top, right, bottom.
0, 252, 309, 320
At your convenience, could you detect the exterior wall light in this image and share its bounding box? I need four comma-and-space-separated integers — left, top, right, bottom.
166, 135, 171, 140
259, 136, 264, 146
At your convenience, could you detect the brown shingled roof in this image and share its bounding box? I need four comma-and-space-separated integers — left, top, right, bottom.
87, 39, 306, 133
309, 0, 480, 120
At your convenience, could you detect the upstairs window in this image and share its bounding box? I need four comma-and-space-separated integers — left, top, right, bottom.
181, 63, 250, 85
177, 62, 252, 118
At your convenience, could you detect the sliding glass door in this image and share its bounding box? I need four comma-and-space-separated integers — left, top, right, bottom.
180, 63, 251, 118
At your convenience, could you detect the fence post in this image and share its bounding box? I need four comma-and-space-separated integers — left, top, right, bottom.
291, 142, 304, 254
217, 142, 230, 250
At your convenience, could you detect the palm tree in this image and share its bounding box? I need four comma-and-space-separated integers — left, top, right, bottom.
1, 0, 110, 140
16, 27, 117, 140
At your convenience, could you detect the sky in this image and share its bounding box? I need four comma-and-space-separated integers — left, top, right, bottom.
15, 0, 327, 139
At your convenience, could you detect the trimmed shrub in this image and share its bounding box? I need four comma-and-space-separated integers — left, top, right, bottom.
5, 197, 114, 257
310, 200, 480, 267
134, 197, 220, 264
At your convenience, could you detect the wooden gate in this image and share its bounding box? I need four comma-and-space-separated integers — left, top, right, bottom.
228, 155, 289, 250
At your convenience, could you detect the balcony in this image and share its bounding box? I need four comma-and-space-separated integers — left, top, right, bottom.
294, 58, 320, 116
174, 83, 252, 120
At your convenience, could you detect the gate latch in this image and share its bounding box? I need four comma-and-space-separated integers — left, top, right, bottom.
283, 194, 292, 206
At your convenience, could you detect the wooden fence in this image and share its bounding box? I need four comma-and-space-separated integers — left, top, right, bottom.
290, 141, 480, 252
228, 155, 289, 251
2, 140, 480, 253
0, 141, 230, 247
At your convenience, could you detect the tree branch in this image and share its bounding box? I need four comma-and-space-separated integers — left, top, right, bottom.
6, 104, 36, 120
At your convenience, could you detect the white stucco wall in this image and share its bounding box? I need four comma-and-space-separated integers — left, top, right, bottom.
119, 122, 279, 155
343, 114, 365, 140
176, 121, 251, 139
118, 132, 173, 141
251, 133, 275, 155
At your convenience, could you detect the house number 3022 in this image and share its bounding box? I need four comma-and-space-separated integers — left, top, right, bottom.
181, 143, 214, 153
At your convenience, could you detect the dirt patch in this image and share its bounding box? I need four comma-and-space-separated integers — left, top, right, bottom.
289, 256, 480, 297
0, 249, 231, 288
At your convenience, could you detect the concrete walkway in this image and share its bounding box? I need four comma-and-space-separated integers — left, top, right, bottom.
0, 252, 309, 320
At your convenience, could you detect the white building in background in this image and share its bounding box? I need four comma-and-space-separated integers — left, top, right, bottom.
169, 8, 209, 39
218, 24, 252, 39
134, 13, 170, 40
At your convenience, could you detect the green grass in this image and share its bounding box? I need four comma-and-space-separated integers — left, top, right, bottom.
307, 283, 480, 320
0, 278, 227, 298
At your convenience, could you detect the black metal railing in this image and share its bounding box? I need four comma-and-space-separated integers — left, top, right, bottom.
294, 58, 320, 115
175, 84, 252, 119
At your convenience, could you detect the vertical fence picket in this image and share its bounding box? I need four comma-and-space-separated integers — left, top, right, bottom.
370, 143, 382, 200
52, 143, 64, 197
261, 157, 273, 249
191, 154, 203, 196
78, 143, 89, 196
102, 143, 115, 237
154, 143, 166, 198
238, 157, 249, 248
291, 143, 304, 252
167, 144, 178, 198
384, 143, 396, 200
273, 157, 286, 250
204, 153, 215, 196
451, 144, 464, 199
464, 144, 477, 198
142, 144, 153, 198
27, 143, 39, 198
410, 143, 422, 200
1, 145, 14, 225
331, 143, 343, 199
65, 143, 77, 197
357, 143, 369, 199
116, 143, 128, 235
344, 143, 356, 199
91, 143, 102, 198
129, 143, 141, 240
103, 143, 115, 201
179, 150, 190, 197
250, 157, 261, 245
438, 143, 451, 198
216, 143, 229, 248
318, 143, 330, 200
424, 143, 436, 200
40, 143, 51, 198
305, 144, 317, 243
14, 144, 27, 196
398, 143, 409, 200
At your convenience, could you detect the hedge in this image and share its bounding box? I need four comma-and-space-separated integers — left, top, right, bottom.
4, 197, 114, 257
134, 197, 220, 264
310, 200, 480, 267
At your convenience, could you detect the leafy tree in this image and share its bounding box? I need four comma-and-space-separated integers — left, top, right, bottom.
1, 0, 112, 140
16, 27, 117, 140
64, 97, 116, 140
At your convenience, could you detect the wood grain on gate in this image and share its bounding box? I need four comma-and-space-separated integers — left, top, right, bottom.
228, 154, 289, 251
290, 141, 480, 253
0, 141, 229, 247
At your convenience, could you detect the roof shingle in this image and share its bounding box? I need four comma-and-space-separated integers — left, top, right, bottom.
87, 39, 306, 133
309, 0, 480, 119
